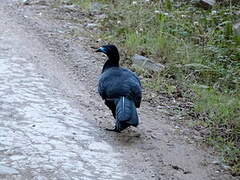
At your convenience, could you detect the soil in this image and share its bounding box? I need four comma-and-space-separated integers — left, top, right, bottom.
0, 0, 238, 179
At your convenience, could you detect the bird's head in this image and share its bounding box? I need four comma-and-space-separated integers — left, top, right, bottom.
96, 45, 120, 63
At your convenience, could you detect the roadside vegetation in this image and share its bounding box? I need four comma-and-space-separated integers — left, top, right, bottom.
69, 0, 239, 175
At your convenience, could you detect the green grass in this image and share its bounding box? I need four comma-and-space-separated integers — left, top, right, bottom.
193, 86, 240, 173
71, 0, 240, 175
68, 0, 92, 9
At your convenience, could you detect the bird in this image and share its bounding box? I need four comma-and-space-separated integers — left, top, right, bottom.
96, 45, 142, 132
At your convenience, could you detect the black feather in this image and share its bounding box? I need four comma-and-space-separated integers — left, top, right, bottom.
97, 45, 142, 132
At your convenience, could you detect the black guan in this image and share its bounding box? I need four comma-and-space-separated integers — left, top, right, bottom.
96, 45, 142, 132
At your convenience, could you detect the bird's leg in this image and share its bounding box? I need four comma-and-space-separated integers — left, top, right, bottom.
105, 127, 121, 133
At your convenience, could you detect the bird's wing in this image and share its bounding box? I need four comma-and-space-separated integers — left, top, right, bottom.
124, 69, 142, 107
98, 77, 106, 99
98, 68, 142, 107
129, 79, 142, 108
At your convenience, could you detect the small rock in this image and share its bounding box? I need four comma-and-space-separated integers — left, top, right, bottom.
234, 11, 240, 16
61, 5, 78, 12
172, 165, 180, 170
0, 165, 19, 175
96, 14, 107, 20
194, 0, 216, 10
62, 0, 72, 5
183, 170, 192, 174
150, 134, 157, 139
22, 0, 30, 5
90, 2, 104, 14
132, 54, 165, 72
222, 164, 231, 170
35, 0, 48, 6
211, 160, 220, 165
85, 23, 99, 29
33, 176, 48, 180
233, 21, 240, 36
167, 143, 174, 147
144, 157, 150, 161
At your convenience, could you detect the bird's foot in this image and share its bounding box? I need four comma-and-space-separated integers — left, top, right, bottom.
105, 127, 121, 133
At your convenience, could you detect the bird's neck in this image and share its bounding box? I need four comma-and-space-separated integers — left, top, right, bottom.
102, 59, 119, 73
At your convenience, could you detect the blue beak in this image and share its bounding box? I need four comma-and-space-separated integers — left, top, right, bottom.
96, 47, 107, 54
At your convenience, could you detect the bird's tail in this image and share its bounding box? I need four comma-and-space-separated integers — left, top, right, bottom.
114, 96, 139, 131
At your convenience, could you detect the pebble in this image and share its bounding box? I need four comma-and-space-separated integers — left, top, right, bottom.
211, 160, 220, 165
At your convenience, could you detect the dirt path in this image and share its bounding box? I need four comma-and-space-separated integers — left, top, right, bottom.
0, 1, 132, 179
0, 0, 238, 180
